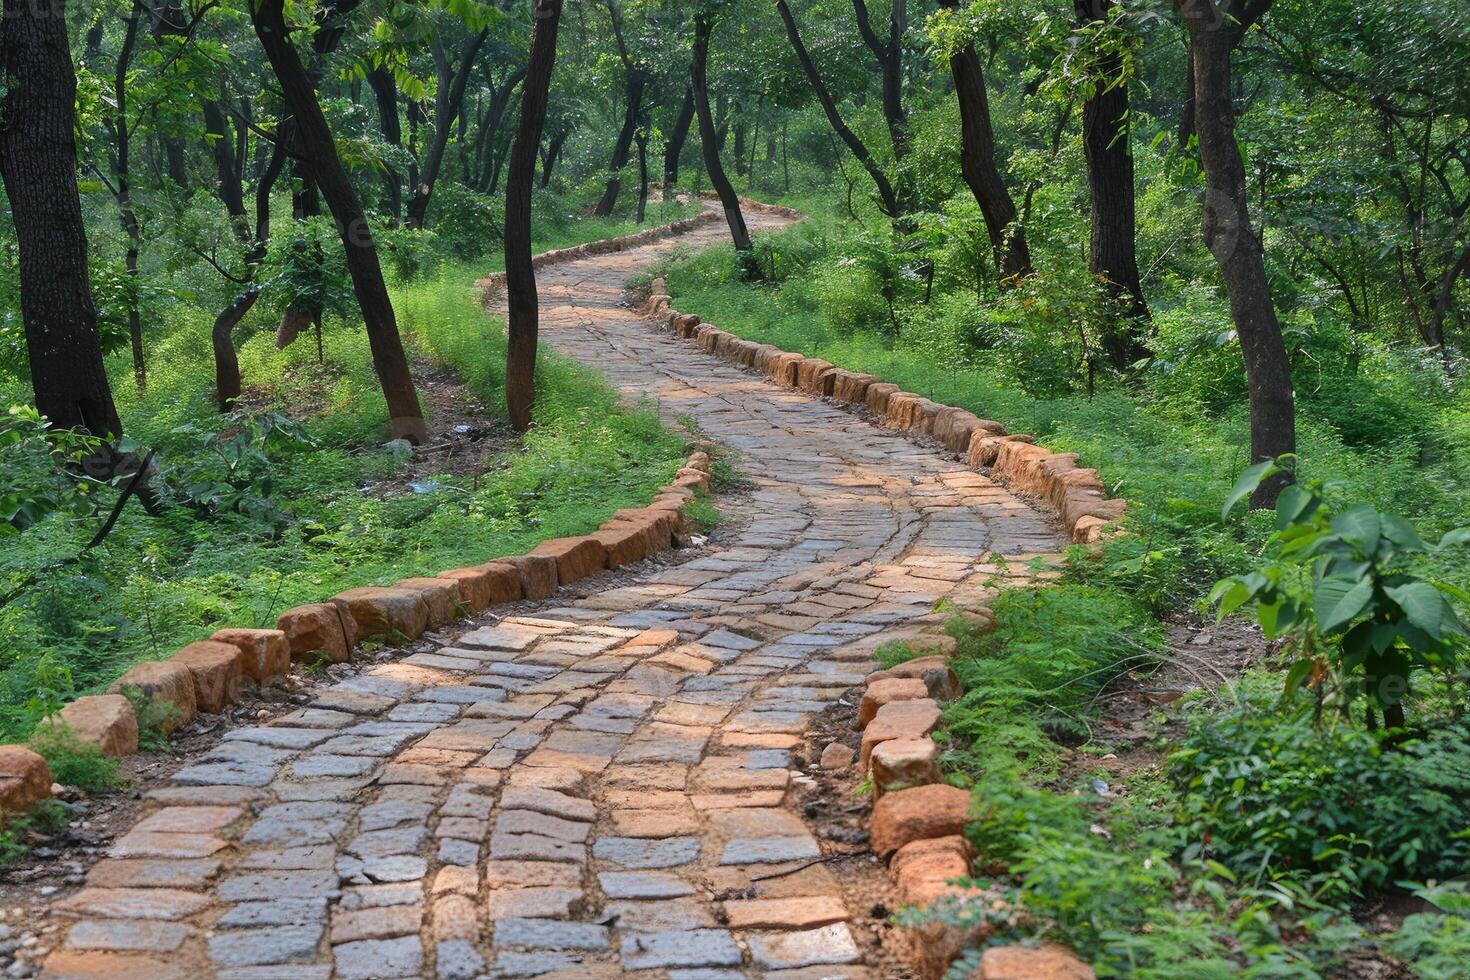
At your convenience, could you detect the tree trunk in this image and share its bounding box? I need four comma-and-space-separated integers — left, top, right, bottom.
113, 0, 147, 392
253, 0, 426, 443
1179, 0, 1294, 507
692, 10, 755, 275
214, 287, 261, 410
539, 129, 565, 188
593, 0, 643, 217
0, 0, 123, 438
203, 99, 249, 236
1077, 0, 1151, 370
407, 29, 490, 229
942, 0, 1031, 280
504, 0, 564, 433
635, 128, 649, 223
366, 68, 405, 220
150, 0, 191, 190
775, 0, 901, 220
663, 85, 695, 197
733, 121, 748, 176
852, 0, 908, 161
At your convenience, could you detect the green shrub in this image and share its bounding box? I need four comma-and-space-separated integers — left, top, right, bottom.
29, 723, 120, 792
1385, 882, 1470, 980
1168, 694, 1470, 896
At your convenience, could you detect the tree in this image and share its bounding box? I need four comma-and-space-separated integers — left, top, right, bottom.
662, 85, 695, 195
0, 0, 124, 439
692, 5, 755, 274
1177, 0, 1295, 507
591, 0, 647, 216
504, 0, 564, 432
936, 0, 1032, 280
1075, 0, 1152, 370
253, 0, 427, 443
406, 23, 492, 228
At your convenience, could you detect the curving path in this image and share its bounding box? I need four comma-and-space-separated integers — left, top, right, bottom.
36, 207, 1063, 979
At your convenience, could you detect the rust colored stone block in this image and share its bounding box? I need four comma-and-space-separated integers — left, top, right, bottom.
436, 567, 498, 613
978, 944, 1096, 980
859, 678, 930, 727
860, 698, 942, 769
42, 695, 139, 758
394, 577, 461, 627
892, 835, 974, 907
871, 738, 942, 798
869, 783, 973, 859
495, 554, 558, 600
210, 628, 291, 682
592, 526, 651, 569
0, 745, 52, 816
108, 660, 197, 733
276, 602, 355, 664
831, 370, 878, 405
866, 382, 900, 414
531, 536, 608, 585
170, 640, 244, 714
332, 586, 431, 641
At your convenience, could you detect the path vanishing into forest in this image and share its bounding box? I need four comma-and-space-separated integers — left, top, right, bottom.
35, 206, 1064, 979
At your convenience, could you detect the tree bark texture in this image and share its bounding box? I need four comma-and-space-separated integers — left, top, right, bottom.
663, 85, 695, 196
504, 0, 564, 432
593, 0, 644, 217
407, 28, 490, 229
692, 10, 755, 272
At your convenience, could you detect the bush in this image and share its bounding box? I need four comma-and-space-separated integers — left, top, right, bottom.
29, 723, 121, 793
1168, 694, 1470, 896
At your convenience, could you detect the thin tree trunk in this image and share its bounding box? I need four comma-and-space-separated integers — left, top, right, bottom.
775, 0, 901, 220
407, 29, 490, 229
663, 85, 695, 197
214, 287, 261, 410
942, 0, 1031, 279
0, 0, 122, 438
593, 0, 643, 217
1179, 0, 1294, 507
203, 99, 249, 236
253, 0, 426, 443
366, 68, 405, 220
113, 0, 147, 391
636, 128, 649, 223
692, 10, 755, 275
504, 0, 564, 432
539, 130, 565, 188
1077, 0, 1151, 370
852, 0, 908, 161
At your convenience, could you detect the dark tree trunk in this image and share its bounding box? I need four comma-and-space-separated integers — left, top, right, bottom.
593, 0, 643, 217
253, 0, 426, 443
366, 68, 405, 220
504, 0, 564, 432
1179, 48, 1197, 149
635, 128, 649, 223
213, 287, 261, 410
0, 0, 123, 438
663, 85, 695, 197
111, 0, 147, 392
943, 0, 1030, 279
473, 67, 526, 192
852, 0, 908, 161
407, 29, 490, 229
1077, 0, 1151, 370
692, 10, 755, 275
203, 99, 249, 235
775, 0, 901, 220
1178, 0, 1294, 507
150, 0, 191, 190
539, 129, 565, 188
733, 121, 748, 176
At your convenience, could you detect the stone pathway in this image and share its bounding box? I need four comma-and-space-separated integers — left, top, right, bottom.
36, 208, 1063, 979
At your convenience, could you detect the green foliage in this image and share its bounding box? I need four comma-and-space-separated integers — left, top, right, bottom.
1214, 466, 1468, 724
0, 406, 108, 536
119, 686, 179, 752
1167, 693, 1470, 896
1384, 882, 1470, 980
29, 723, 121, 793
0, 799, 68, 869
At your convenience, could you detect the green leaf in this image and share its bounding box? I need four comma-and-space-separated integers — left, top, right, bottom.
1314, 573, 1374, 633
1273, 484, 1320, 530
1282, 658, 1314, 699
1331, 504, 1382, 551
1384, 581, 1466, 641
1379, 514, 1427, 552
1221, 460, 1276, 521
1437, 527, 1470, 550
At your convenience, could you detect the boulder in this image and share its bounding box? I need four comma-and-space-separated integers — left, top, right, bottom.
859, 678, 931, 727
331, 587, 431, 641
0, 745, 52, 817
860, 699, 942, 769
108, 660, 197, 734
436, 566, 503, 613
865, 656, 963, 702
866, 382, 900, 415
892, 835, 974, 907
496, 554, 558, 600
42, 695, 139, 758
170, 640, 245, 714
210, 628, 290, 683
819, 742, 855, 770
276, 602, 356, 664
870, 784, 973, 859
531, 536, 608, 585
831, 371, 878, 405
871, 738, 941, 797
974, 945, 1095, 980
393, 577, 462, 628
795, 358, 837, 395
592, 526, 652, 568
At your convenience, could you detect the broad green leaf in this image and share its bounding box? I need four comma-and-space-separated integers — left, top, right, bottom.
1331, 504, 1381, 551
1282, 658, 1314, 698
1221, 460, 1276, 521
1384, 581, 1466, 641
1273, 484, 1319, 530
1379, 514, 1427, 552
1314, 573, 1373, 633
1437, 527, 1470, 550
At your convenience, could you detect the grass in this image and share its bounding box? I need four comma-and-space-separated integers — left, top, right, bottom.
0, 217, 698, 743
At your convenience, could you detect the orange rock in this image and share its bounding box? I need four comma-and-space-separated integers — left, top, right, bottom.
865, 656, 963, 702
870, 784, 973, 859
866, 382, 900, 414
860, 698, 942, 769
593, 526, 651, 568
170, 640, 244, 714
331, 586, 431, 640
531, 536, 608, 585
975, 944, 1095, 980
675, 314, 700, 338
934, 409, 1004, 455
1070, 515, 1109, 544
1060, 489, 1126, 532
108, 660, 197, 733
0, 745, 52, 816
831, 371, 878, 404
871, 738, 941, 798
210, 627, 290, 682
723, 895, 849, 929
892, 835, 975, 907
42, 695, 139, 758
33, 951, 190, 980
394, 577, 461, 627
765, 352, 804, 386
967, 432, 1033, 468
795, 358, 836, 395
993, 440, 1052, 489
884, 392, 926, 431
496, 554, 558, 600
859, 678, 930, 727
276, 602, 356, 663
436, 567, 498, 613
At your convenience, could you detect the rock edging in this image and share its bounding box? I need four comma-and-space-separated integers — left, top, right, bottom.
0, 453, 714, 823
645, 278, 1127, 546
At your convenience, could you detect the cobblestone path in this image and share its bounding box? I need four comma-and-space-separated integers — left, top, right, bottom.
38, 210, 1063, 979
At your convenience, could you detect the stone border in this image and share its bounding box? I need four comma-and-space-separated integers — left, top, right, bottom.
644, 280, 1127, 545
0, 453, 714, 822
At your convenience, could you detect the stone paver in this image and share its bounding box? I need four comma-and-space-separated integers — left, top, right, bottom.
36, 204, 1062, 977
